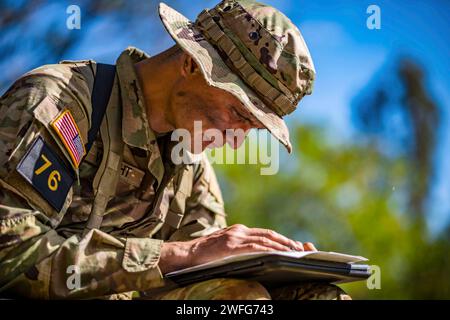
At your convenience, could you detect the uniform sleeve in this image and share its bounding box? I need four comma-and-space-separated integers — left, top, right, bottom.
168, 154, 227, 241
0, 65, 165, 299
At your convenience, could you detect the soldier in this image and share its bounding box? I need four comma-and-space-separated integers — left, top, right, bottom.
0, 1, 350, 300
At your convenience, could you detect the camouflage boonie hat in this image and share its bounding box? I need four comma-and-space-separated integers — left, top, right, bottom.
159, 0, 315, 152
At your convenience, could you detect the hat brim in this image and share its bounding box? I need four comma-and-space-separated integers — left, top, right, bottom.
158, 2, 292, 153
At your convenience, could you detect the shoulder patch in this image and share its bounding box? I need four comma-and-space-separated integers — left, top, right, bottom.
16, 136, 75, 212
51, 109, 86, 168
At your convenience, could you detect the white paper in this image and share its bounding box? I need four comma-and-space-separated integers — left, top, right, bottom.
166, 251, 368, 276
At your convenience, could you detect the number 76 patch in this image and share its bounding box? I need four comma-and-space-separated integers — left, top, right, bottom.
16, 136, 75, 212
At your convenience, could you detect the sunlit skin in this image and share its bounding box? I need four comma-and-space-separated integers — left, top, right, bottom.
135, 45, 316, 274
135, 45, 262, 152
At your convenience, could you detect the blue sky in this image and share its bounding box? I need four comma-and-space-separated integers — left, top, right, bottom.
278, 1, 450, 232
2, 0, 449, 232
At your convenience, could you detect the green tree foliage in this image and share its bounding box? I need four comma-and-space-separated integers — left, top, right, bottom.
212, 58, 449, 299
2, 1, 447, 299
213, 123, 449, 299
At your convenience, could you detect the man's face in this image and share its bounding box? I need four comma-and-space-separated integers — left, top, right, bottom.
169, 58, 264, 153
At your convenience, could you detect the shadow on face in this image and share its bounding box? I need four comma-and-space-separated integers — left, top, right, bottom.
170, 52, 264, 152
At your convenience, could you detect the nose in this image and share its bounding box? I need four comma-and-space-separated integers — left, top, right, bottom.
225, 128, 250, 149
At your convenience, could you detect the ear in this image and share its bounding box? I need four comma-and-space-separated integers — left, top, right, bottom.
181, 53, 201, 77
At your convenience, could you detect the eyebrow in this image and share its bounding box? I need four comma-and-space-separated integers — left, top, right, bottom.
231, 105, 258, 125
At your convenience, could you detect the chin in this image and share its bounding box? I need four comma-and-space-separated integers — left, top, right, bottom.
203, 141, 225, 151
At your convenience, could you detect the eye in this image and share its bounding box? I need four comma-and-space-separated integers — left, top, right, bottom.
230, 105, 254, 125
231, 108, 247, 123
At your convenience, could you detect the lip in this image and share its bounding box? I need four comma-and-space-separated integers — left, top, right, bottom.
158, 2, 296, 154
203, 138, 224, 150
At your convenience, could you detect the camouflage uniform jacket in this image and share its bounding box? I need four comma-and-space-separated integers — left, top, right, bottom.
0, 47, 227, 299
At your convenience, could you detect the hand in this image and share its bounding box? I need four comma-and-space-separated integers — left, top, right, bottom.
158, 224, 317, 274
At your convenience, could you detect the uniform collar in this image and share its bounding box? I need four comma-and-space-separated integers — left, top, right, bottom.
115, 46, 165, 185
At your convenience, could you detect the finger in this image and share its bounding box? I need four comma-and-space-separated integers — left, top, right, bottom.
295, 241, 304, 251
303, 242, 317, 251
237, 243, 275, 254
248, 228, 304, 251
244, 236, 292, 252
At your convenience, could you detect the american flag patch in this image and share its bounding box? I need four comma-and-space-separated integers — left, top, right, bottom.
51, 109, 86, 168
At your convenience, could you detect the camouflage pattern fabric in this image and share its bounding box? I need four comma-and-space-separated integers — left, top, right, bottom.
144, 278, 351, 300
146, 278, 271, 300
0, 47, 226, 299
0, 0, 335, 301
269, 282, 352, 300
159, 0, 316, 152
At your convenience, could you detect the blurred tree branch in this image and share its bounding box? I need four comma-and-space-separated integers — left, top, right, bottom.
352, 58, 441, 224
0, 0, 178, 92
